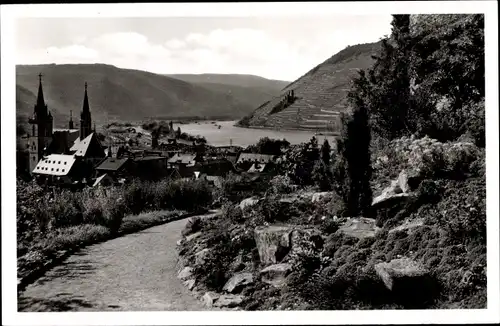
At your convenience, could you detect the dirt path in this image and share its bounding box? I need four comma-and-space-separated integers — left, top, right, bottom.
18, 216, 211, 311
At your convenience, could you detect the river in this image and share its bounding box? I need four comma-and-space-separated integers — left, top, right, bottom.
176, 120, 338, 147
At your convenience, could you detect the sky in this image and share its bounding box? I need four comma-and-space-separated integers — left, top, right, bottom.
16, 15, 392, 82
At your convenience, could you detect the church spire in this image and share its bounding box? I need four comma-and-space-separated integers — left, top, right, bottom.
35, 73, 47, 115
69, 110, 74, 129
82, 82, 90, 114
80, 82, 92, 139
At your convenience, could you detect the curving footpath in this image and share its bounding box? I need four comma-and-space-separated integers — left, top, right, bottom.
18, 216, 212, 312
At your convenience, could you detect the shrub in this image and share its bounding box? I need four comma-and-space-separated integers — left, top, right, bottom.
46, 190, 83, 228
222, 203, 244, 224
269, 175, 296, 195
319, 218, 341, 235
332, 104, 372, 217
182, 216, 203, 237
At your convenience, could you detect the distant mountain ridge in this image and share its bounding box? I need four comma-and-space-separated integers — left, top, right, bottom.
166, 73, 290, 110
16, 64, 289, 128
240, 41, 382, 132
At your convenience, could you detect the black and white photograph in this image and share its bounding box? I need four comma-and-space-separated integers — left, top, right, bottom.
1, 1, 499, 325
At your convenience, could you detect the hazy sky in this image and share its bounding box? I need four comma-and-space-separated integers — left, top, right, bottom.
16, 16, 392, 81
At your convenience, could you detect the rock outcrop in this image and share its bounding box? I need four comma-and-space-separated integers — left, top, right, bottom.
375, 257, 429, 291
260, 263, 292, 288
338, 218, 380, 239
223, 272, 254, 294
239, 197, 260, 210
254, 226, 293, 265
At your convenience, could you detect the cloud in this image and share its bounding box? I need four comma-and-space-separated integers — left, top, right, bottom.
16, 21, 391, 81
164, 38, 186, 50
45, 45, 99, 60
89, 32, 171, 59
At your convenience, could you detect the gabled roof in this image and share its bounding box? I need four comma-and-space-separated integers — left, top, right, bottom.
247, 162, 267, 173
167, 153, 197, 165
134, 156, 167, 162
70, 133, 94, 156
32, 154, 76, 176
96, 157, 130, 171
236, 153, 275, 164
93, 173, 113, 187
70, 132, 104, 157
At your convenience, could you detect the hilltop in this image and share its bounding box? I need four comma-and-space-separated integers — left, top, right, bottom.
16, 64, 287, 128
239, 41, 381, 132
166, 74, 290, 110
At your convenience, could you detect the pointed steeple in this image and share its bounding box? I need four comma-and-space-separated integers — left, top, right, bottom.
82, 82, 90, 114
34, 73, 49, 118
80, 82, 92, 139
69, 110, 74, 129
36, 73, 45, 109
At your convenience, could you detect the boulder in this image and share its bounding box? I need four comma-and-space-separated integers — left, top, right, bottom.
185, 231, 202, 242
223, 272, 254, 294
239, 197, 259, 210
372, 169, 421, 208
372, 191, 411, 208
183, 279, 196, 291
375, 258, 429, 291
398, 169, 422, 192
398, 170, 410, 193
214, 294, 244, 308
254, 225, 293, 265
338, 218, 380, 240
389, 218, 424, 234
311, 192, 332, 203
195, 248, 211, 265
260, 263, 292, 288
203, 291, 220, 308
177, 267, 193, 280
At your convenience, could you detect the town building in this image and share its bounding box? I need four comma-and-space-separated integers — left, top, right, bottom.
29, 75, 105, 185
235, 153, 276, 171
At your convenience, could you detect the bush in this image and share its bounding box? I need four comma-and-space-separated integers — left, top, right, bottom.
269, 175, 296, 195
332, 105, 373, 217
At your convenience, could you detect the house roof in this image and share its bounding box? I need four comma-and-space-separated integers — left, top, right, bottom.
93, 173, 113, 187
134, 156, 167, 162
70, 133, 99, 157
167, 153, 196, 165
247, 163, 267, 173
206, 175, 221, 183
53, 128, 79, 133
32, 154, 76, 176
96, 157, 130, 171
236, 153, 275, 164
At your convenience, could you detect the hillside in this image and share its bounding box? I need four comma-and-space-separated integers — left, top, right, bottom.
166, 74, 290, 110
166, 74, 289, 91
240, 42, 381, 132
16, 64, 267, 128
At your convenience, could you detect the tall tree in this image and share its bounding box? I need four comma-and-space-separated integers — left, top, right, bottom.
333, 102, 373, 217
321, 139, 331, 165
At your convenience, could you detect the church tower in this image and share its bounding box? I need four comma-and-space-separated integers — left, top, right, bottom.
69, 110, 74, 129
80, 82, 92, 140
28, 73, 53, 173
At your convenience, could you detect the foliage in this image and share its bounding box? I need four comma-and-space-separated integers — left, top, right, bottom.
349, 14, 484, 145
246, 137, 290, 155
269, 175, 296, 195
290, 137, 320, 186
332, 105, 373, 217
122, 178, 212, 214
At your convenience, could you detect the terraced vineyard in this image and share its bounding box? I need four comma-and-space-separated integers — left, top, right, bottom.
244, 41, 381, 132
